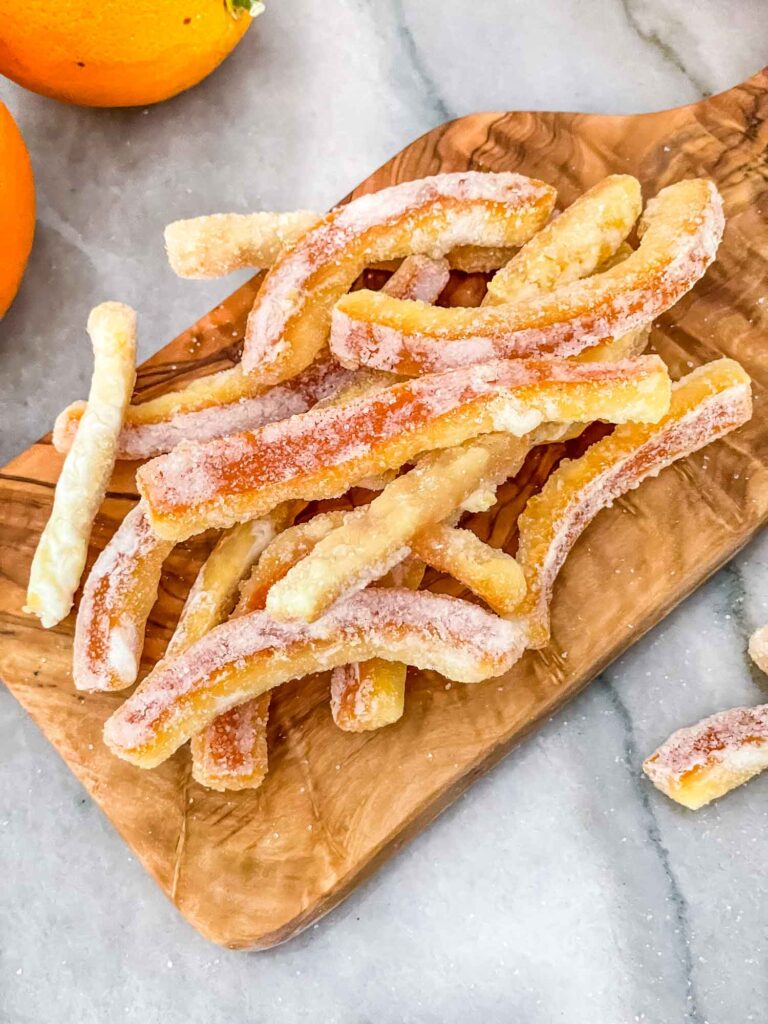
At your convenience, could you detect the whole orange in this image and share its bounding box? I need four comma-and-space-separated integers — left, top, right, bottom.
0, 1, 256, 108
0, 102, 34, 316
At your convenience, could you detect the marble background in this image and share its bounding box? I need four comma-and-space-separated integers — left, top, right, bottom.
1, 2, 767, 1021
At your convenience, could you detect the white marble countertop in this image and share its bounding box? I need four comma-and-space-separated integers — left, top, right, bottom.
1, 2, 767, 1021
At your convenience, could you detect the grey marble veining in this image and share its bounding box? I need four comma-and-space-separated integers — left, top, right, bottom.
1, 2, 767, 1021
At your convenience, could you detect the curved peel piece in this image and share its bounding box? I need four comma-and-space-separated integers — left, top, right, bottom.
329, 179, 724, 374
484, 175, 642, 305
643, 704, 768, 809
516, 359, 752, 648
165, 211, 321, 279
241, 171, 556, 381
103, 590, 529, 768
137, 356, 672, 542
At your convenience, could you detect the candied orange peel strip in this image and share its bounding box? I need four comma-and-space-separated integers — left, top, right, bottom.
54, 253, 451, 461
483, 175, 641, 305
104, 589, 530, 769
26, 303, 137, 629
330, 559, 426, 733
166, 507, 298, 660
52, 356, 355, 461
330, 179, 724, 374
265, 433, 531, 622
181, 504, 300, 791
643, 704, 768, 810
516, 359, 752, 648
73, 503, 173, 692
165, 211, 321, 279
413, 525, 525, 616
241, 171, 556, 381
137, 356, 672, 542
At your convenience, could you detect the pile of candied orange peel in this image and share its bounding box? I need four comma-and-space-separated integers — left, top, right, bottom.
26, 170, 762, 808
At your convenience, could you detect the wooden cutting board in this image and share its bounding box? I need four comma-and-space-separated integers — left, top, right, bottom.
2, 69, 768, 950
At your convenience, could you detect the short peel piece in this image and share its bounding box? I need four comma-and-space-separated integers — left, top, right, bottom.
643, 704, 768, 810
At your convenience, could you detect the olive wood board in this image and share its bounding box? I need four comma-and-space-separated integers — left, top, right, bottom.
1, 69, 768, 950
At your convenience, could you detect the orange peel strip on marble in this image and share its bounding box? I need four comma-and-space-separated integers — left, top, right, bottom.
643, 703, 768, 810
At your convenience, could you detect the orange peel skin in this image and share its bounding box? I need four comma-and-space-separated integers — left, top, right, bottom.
329, 179, 724, 375
516, 359, 752, 648
103, 590, 530, 769
136, 356, 672, 542
241, 171, 557, 382
643, 704, 768, 810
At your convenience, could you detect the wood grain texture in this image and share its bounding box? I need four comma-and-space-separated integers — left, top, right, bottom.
2, 70, 768, 949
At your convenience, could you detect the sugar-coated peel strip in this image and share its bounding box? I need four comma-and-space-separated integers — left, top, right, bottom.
190, 510, 340, 791
748, 625, 768, 675
643, 704, 768, 809
26, 303, 137, 628
166, 506, 298, 660
269, 223, 654, 623
164, 211, 321, 279
73, 503, 173, 692
516, 359, 752, 648
412, 524, 526, 617
53, 254, 447, 460
330, 179, 724, 374
53, 355, 355, 461
265, 433, 531, 622
137, 356, 672, 541
182, 504, 300, 791
241, 171, 557, 380
330, 559, 426, 733
103, 589, 530, 768
483, 175, 641, 305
